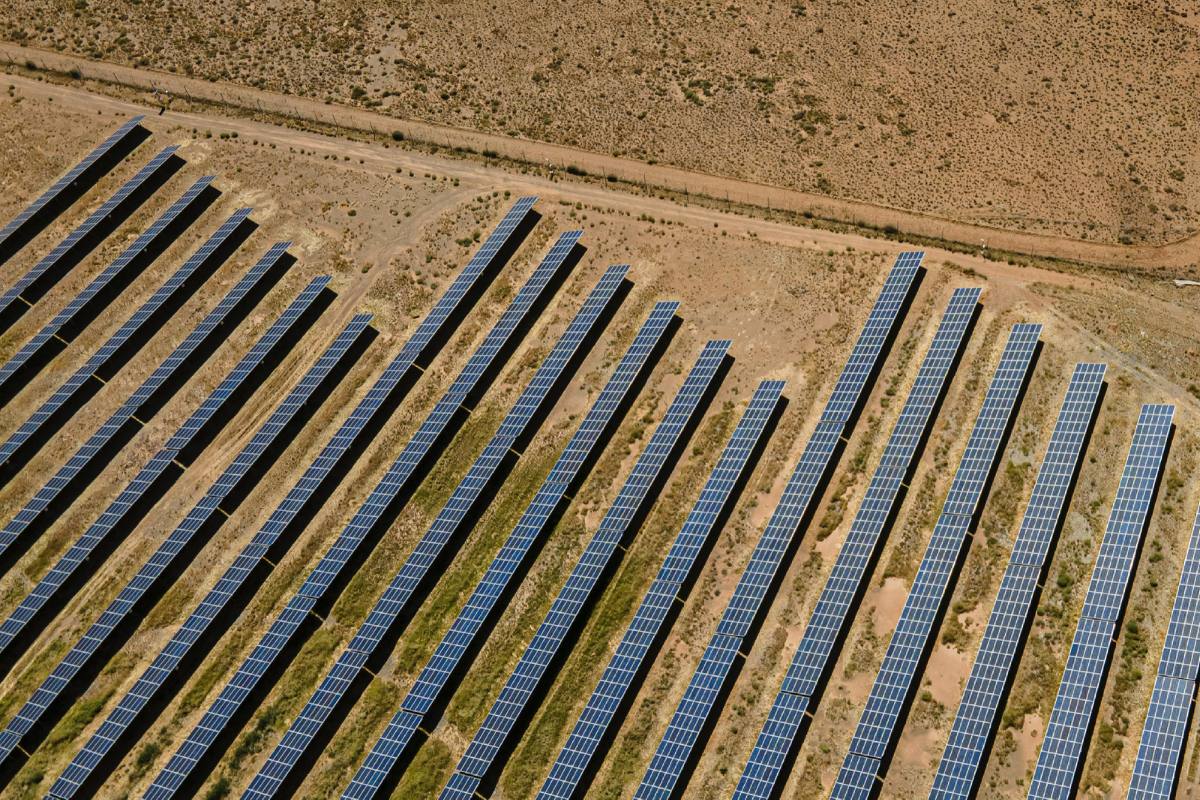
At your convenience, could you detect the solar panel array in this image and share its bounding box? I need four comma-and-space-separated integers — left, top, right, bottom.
1127, 500, 1200, 799
141, 230, 580, 799
47, 197, 536, 799
0, 243, 292, 570
537, 379, 782, 800
0, 176, 215, 400
0, 274, 329, 665
0, 116, 146, 265
828, 323, 1041, 799
0, 308, 366, 779
239, 265, 627, 799
0, 208, 254, 476
0, 145, 180, 331
930, 363, 1105, 800
440, 339, 729, 797
343, 300, 678, 800
630, 253, 924, 800
1027, 403, 1174, 800
733, 296, 992, 800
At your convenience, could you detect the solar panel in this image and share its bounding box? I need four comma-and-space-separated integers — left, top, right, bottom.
445, 340, 728, 790
1027, 403, 1174, 800
536, 380, 781, 800
342, 300, 678, 800
930, 363, 1105, 800
0, 274, 327, 665
630, 259, 930, 800
0, 243, 292, 573
1125, 497, 1200, 798
731, 299, 995, 800
47, 198, 536, 800
0, 176, 215, 401
827, 323, 1040, 795
239, 265, 626, 800
0, 208, 254, 477
0, 145, 180, 332
0, 310, 366, 780
0, 116, 146, 265
143, 231, 580, 799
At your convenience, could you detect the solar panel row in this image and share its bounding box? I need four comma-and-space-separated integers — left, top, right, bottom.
0, 175, 216, 401
46, 197, 538, 800
440, 340, 730, 797
1127, 499, 1200, 799
733, 295, 991, 800
0, 243, 293, 574
241, 265, 629, 799
0, 145, 182, 334
829, 323, 1041, 800
0, 274, 330, 667
0, 208, 255, 477
141, 230, 581, 799
630, 253, 925, 800
1027, 403, 1174, 800
0, 312, 369, 790
537, 379, 783, 800
930, 363, 1105, 800
343, 300, 679, 800
0, 115, 147, 265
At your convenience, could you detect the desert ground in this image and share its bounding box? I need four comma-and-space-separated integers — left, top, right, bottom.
0, 57, 1197, 800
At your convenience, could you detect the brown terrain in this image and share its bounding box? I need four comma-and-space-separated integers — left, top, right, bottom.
0, 18, 1196, 800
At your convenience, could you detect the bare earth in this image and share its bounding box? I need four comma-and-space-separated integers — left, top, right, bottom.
0, 77, 1198, 800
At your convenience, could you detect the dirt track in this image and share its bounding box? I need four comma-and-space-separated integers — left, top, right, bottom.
3, 42, 1198, 273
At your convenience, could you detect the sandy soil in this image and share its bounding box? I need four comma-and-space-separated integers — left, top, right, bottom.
0, 85, 1198, 800
2, 1, 1198, 249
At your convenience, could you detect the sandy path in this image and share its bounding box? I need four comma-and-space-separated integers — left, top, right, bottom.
2, 43, 1198, 272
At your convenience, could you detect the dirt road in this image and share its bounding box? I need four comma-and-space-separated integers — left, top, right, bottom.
3, 42, 1197, 272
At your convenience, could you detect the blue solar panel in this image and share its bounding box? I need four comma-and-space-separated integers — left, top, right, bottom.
1125, 497, 1200, 798
143, 230, 580, 799
827, 323, 1039, 794
0, 116, 146, 264
0, 243, 291, 571
537, 380, 781, 800
0, 311, 367, 779
0, 145, 179, 328
0, 208, 253, 474
930, 363, 1105, 800
0, 274, 327, 662
731, 297, 993, 800
0, 176, 214, 400
342, 300, 678, 800
630, 258, 928, 800
445, 340, 728, 790
48, 198, 536, 800
1027, 403, 1174, 800
240, 265, 627, 799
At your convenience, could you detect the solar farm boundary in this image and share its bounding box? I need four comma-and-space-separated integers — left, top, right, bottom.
41, 198, 539, 799
340, 302, 679, 800
0, 145, 185, 336
828, 324, 1041, 800
0, 115, 149, 265
0, 175, 220, 407
630, 262, 946, 800
0, 245, 293, 576
235, 266, 630, 799
0, 276, 334, 676
929, 364, 1106, 800
116, 230, 581, 800
530, 381, 784, 800
0, 207, 257, 485
0, 315, 374, 787
1026, 405, 1174, 800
